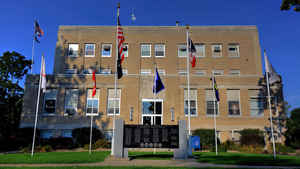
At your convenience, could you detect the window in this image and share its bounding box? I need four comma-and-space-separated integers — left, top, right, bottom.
212, 70, 224, 76
141, 69, 152, 76
155, 44, 165, 57
228, 44, 240, 57
68, 44, 79, 57
249, 90, 264, 117
195, 44, 205, 57
123, 44, 128, 57
43, 89, 57, 115
83, 68, 94, 74
227, 90, 241, 116
62, 129, 72, 138
107, 89, 121, 115
101, 44, 112, 57
195, 70, 206, 76
184, 89, 197, 116
212, 44, 222, 57
206, 90, 219, 115
229, 70, 240, 76
64, 89, 79, 116
122, 69, 128, 75
64, 69, 77, 74
158, 69, 165, 75
99, 68, 112, 75
178, 44, 187, 57
141, 44, 151, 57
40, 129, 54, 139
178, 70, 187, 76
86, 89, 100, 116
85, 44, 95, 57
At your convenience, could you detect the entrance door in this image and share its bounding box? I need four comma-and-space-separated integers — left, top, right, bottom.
142, 99, 163, 125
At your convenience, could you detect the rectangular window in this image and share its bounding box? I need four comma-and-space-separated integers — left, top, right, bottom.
184, 89, 197, 116
228, 44, 240, 58
62, 129, 72, 138
195, 70, 206, 76
64, 69, 77, 74
229, 70, 240, 76
212, 70, 224, 76
212, 44, 222, 57
249, 90, 264, 117
64, 89, 79, 116
195, 44, 205, 58
178, 44, 187, 57
123, 44, 128, 57
43, 89, 57, 115
86, 89, 100, 116
141, 44, 151, 57
178, 69, 187, 76
158, 69, 165, 76
85, 44, 95, 57
206, 90, 219, 115
141, 69, 152, 76
107, 89, 121, 115
122, 69, 128, 75
99, 68, 112, 75
155, 44, 165, 57
227, 90, 241, 116
68, 44, 79, 57
40, 129, 54, 139
101, 44, 112, 57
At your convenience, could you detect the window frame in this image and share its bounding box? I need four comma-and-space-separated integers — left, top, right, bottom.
85, 43, 95, 57
195, 43, 205, 58
178, 44, 187, 58
107, 89, 121, 116
227, 89, 241, 117
43, 89, 57, 115
68, 44, 79, 57
101, 43, 112, 57
64, 89, 79, 116
211, 44, 222, 58
184, 89, 198, 117
154, 44, 165, 58
86, 89, 100, 116
206, 89, 220, 116
229, 70, 240, 76
228, 44, 240, 58
212, 70, 224, 76
141, 44, 151, 57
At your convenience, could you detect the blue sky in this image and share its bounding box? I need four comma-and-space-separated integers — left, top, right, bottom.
0, 0, 299, 110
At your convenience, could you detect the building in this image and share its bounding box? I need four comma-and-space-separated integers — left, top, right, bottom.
20, 25, 284, 142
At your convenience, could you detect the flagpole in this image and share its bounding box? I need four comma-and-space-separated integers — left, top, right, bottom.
212, 73, 218, 155
111, 2, 120, 156
186, 25, 191, 136
31, 20, 36, 74
31, 56, 43, 157
89, 115, 93, 155
266, 66, 277, 159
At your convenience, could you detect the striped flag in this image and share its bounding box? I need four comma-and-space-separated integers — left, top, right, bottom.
34, 20, 44, 43
41, 56, 46, 93
117, 5, 124, 79
188, 37, 196, 68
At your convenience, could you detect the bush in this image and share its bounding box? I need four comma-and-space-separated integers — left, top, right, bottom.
238, 145, 264, 154
210, 144, 227, 152
239, 129, 265, 146
20, 145, 53, 153
223, 140, 240, 151
41, 137, 75, 149
72, 127, 104, 147
193, 129, 220, 150
94, 139, 111, 149
274, 143, 295, 155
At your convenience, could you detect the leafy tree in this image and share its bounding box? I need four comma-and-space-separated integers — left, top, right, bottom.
281, 0, 300, 11
285, 108, 300, 148
0, 51, 31, 149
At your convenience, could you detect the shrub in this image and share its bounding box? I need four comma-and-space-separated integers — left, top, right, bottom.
193, 129, 220, 150
210, 144, 227, 152
94, 139, 111, 149
238, 145, 264, 154
273, 143, 295, 155
41, 137, 75, 149
239, 129, 265, 146
20, 145, 53, 153
72, 127, 104, 147
223, 140, 240, 151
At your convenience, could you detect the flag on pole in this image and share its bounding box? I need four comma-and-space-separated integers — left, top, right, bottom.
117, 6, 125, 79
34, 20, 44, 43
41, 56, 46, 93
264, 50, 280, 84
92, 70, 96, 97
212, 76, 220, 102
188, 37, 196, 68
153, 68, 165, 94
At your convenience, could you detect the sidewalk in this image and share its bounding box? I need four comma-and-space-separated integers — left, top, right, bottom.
0, 158, 299, 169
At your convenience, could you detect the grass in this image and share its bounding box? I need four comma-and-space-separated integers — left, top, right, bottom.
129, 151, 173, 160
194, 152, 300, 166
0, 151, 110, 164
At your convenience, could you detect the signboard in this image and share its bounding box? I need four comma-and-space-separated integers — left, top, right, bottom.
123, 125, 179, 148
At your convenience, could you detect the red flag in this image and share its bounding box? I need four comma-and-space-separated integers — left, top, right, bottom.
92, 70, 96, 97
188, 38, 196, 68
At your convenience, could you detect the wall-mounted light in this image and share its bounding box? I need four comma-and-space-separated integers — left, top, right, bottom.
171, 107, 174, 121
130, 107, 133, 121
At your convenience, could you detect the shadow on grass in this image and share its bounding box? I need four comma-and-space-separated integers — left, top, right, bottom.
129, 152, 173, 160
194, 152, 300, 166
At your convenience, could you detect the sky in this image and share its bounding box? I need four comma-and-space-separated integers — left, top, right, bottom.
0, 0, 299, 111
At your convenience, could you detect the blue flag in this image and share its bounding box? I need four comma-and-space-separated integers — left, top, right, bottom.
212, 76, 220, 102
153, 68, 165, 94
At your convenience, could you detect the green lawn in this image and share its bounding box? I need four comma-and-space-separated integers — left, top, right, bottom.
194, 152, 300, 166
129, 151, 173, 160
0, 151, 110, 164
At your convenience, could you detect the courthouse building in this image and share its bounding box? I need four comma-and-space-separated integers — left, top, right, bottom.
20, 25, 283, 142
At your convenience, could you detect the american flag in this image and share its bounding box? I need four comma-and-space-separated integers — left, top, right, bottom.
116, 4, 124, 79
188, 37, 196, 68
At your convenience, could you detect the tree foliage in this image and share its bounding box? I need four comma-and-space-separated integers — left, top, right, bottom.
0, 51, 31, 146
193, 129, 219, 149
285, 108, 300, 148
281, 0, 300, 12
239, 129, 265, 146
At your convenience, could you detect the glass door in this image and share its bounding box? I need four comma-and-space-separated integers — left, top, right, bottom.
142, 99, 163, 125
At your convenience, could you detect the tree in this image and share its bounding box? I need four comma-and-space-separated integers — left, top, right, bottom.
281, 0, 300, 12
284, 108, 300, 148
0, 51, 31, 149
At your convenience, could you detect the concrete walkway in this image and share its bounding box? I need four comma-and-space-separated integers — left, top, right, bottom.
0, 158, 299, 168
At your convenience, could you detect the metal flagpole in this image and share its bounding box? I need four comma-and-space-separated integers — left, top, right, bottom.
212, 73, 218, 155
111, 3, 120, 156
186, 26, 191, 136
153, 63, 156, 154
89, 115, 94, 155
31, 20, 36, 74
31, 57, 43, 157
266, 71, 277, 159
